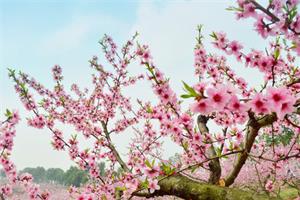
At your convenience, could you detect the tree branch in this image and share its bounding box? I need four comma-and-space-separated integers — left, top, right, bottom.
132, 174, 279, 200
101, 121, 130, 172
197, 115, 221, 184
225, 112, 277, 186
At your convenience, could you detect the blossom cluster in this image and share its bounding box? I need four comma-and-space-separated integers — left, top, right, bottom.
2, 0, 300, 199
0, 111, 49, 199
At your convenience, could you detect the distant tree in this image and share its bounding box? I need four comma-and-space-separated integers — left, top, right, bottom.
98, 162, 106, 177
63, 166, 88, 187
0, 169, 5, 178
45, 168, 64, 184
21, 167, 46, 183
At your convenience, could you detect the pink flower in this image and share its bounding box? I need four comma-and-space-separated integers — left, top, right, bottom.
149, 179, 160, 193
194, 48, 206, 57
235, 131, 243, 143
192, 133, 202, 143
0, 184, 12, 196
295, 42, 300, 56
266, 87, 296, 119
142, 50, 152, 63
145, 166, 160, 179
180, 113, 191, 126
242, 3, 257, 18
27, 115, 46, 129
271, 0, 284, 12
288, 0, 299, 7
266, 87, 288, 106
228, 40, 243, 56
193, 82, 206, 93
9, 110, 20, 125
77, 194, 93, 200
52, 65, 63, 81
291, 17, 300, 33
228, 95, 248, 112
213, 32, 228, 49
250, 93, 270, 114
276, 97, 296, 119
265, 180, 274, 192
206, 86, 230, 111
190, 99, 213, 115
258, 57, 273, 72
254, 14, 270, 38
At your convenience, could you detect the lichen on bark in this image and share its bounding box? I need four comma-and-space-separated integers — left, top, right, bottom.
133, 174, 280, 200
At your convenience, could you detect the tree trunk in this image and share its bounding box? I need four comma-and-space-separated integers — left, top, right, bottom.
133, 174, 279, 200
225, 113, 277, 186
225, 124, 259, 186
197, 115, 221, 184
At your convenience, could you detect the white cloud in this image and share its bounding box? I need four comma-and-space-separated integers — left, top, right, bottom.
40, 14, 120, 54
130, 0, 267, 90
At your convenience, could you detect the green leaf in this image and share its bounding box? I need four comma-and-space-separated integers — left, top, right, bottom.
115, 186, 126, 192
279, 127, 294, 146
274, 48, 280, 60
60, 96, 65, 104
7, 68, 16, 77
229, 141, 233, 150
144, 159, 152, 168
160, 163, 176, 176
169, 168, 176, 175
282, 38, 287, 46
140, 179, 149, 189
19, 83, 26, 90
101, 195, 107, 200
215, 147, 222, 157
146, 106, 152, 113
161, 163, 170, 174
209, 32, 218, 40
283, 5, 289, 12
71, 134, 78, 140
291, 41, 297, 49
145, 62, 154, 75
151, 159, 155, 166
190, 165, 198, 173
263, 126, 295, 146
182, 81, 198, 97
180, 94, 194, 99
182, 141, 189, 151
38, 99, 45, 106
226, 6, 243, 12
288, 6, 297, 22
5, 109, 12, 118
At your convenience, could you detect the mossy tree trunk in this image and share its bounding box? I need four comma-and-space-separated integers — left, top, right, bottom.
133, 174, 279, 200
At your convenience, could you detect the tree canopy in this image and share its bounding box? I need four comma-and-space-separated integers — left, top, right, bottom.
0, 0, 300, 199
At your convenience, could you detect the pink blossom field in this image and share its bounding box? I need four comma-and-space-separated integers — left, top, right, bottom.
6, 183, 69, 200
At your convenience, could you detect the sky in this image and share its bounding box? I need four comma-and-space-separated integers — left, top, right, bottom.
0, 0, 268, 170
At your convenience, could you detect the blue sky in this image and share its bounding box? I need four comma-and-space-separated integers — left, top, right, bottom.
0, 0, 267, 170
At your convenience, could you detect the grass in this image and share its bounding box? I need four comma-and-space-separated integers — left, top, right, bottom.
279, 187, 299, 200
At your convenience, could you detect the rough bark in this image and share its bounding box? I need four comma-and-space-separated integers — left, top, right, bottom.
225, 113, 277, 186
133, 174, 279, 200
197, 115, 221, 184
225, 117, 259, 186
